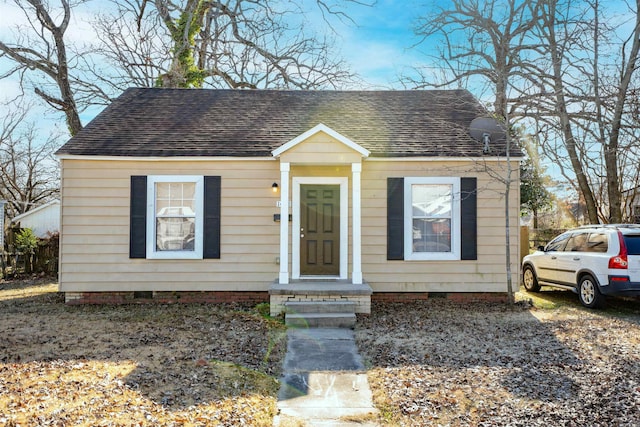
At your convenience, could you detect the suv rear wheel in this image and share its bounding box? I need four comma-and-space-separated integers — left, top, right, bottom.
578, 274, 605, 308
523, 265, 541, 292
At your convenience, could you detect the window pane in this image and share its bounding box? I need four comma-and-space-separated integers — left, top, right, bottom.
156, 182, 196, 215
156, 217, 195, 251
565, 233, 587, 252
545, 233, 570, 251
154, 181, 197, 252
156, 183, 171, 198
412, 218, 451, 252
587, 233, 608, 253
412, 184, 452, 218
157, 206, 195, 217
623, 235, 640, 255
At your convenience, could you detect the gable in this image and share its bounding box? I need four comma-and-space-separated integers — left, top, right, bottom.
273, 124, 369, 164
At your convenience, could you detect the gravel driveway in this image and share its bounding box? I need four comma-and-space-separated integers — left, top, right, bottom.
355, 292, 640, 426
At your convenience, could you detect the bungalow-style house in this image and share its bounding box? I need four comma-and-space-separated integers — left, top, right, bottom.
55, 88, 521, 316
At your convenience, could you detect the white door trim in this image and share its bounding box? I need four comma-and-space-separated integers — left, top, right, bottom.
292, 177, 348, 280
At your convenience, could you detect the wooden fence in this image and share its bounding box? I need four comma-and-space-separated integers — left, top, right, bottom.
520, 227, 567, 259
2, 232, 58, 277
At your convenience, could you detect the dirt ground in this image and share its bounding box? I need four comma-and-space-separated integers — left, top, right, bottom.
0, 278, 287, 426
355, 291, 640, 426
2, 279, 640, 426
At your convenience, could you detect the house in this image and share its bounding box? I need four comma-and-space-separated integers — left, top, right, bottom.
55, 88, 521, 314
11, 200, 60, 238
622, 187, 640, 223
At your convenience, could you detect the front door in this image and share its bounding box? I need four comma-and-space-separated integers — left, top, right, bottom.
300, 184, 340, 276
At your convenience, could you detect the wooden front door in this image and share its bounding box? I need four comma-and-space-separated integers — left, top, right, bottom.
300, 184, 340, 276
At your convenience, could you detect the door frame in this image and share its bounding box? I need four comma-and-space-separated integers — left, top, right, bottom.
292, 177, 348, 280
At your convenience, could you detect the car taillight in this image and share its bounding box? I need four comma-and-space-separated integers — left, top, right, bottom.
609, 230, 628, 269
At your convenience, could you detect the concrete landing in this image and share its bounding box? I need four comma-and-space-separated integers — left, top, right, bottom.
274, 328, 379, 426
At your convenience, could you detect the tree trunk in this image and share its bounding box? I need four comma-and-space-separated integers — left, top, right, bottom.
29, 0, 83, 136
603, 0, 640, 222
543, 2, 599, 224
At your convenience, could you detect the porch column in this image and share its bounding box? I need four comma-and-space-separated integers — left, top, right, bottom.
352, 163, 363, 284
279, 162, 290, 284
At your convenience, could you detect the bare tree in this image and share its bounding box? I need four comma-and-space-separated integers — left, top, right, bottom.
92, 0, 364, 89
1, 0, 368, 140
410, 0, 539, 117
0, 0, 91, 136
592, 0, 640, 222
413, 0, 640, 225
410, 0, 540, 303
0, 101, 60, 219
528, 0, 640, 223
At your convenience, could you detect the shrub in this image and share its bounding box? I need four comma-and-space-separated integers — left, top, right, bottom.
15, 228, 37, 255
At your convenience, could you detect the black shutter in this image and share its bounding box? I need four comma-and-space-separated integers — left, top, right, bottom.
130, 176, 147, 258
203, 176, 221, 259
387, 177, 404, 260
460, 177, 477, 260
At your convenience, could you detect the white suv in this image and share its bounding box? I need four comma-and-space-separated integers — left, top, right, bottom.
522, 224, 640, 308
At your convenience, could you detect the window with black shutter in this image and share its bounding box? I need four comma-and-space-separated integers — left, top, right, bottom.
129, 175, 220, 259
387, 176, 476, 261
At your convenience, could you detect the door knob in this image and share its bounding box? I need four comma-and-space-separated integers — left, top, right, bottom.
301, 234, 305, 238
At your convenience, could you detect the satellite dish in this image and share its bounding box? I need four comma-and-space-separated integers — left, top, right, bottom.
469, 117, 505, 154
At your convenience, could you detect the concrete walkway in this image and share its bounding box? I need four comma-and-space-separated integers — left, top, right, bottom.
274, 328, 379, 426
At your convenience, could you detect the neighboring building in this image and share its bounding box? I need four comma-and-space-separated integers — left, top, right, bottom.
623, 187, 640, 223
55, 88, 522, 312
11, 200, 60, 238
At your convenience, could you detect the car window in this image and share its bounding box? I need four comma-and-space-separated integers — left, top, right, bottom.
545, 233, 571, 252
623, 235, 640, 255
586, 232, 608, 253
565, 232, 588, 252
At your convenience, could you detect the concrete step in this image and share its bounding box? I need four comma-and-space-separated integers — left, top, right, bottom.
285, 300, 356, 314
285, 312, 357, 329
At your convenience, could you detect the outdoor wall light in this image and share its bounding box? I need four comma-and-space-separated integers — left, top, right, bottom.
272, 182, 279, 193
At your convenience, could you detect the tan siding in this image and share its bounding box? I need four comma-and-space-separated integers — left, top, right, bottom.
279, 133, 362, 164
60, 158, 281, 292
63, 215, 127, 226
63, 225, 128, 236
60, 155, 520, 295
360, 159, 520, 293
62, 245, 126, 255
63, 235, 128, 245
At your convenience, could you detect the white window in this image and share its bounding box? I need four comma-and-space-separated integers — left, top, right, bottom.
404, 177, 461, 260
146, 176, 204, 259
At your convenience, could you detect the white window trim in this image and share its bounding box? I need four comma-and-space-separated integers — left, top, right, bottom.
404, 177, 461, 261
146, 175, 204, 259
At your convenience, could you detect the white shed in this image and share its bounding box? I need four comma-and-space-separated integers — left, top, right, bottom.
11, 200, 60, 238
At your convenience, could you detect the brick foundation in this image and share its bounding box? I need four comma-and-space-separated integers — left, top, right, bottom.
372, 292, 508, 303
66, 290, 507, 305
65, 291, 269, 305
372, 292, 430, 302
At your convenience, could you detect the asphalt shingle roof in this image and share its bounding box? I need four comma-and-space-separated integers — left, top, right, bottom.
56, 88, 516, 158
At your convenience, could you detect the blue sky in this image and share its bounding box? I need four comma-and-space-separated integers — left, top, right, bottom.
0, 0, 436, 130
0, 0, 430, 95
334, 0, 427, 88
